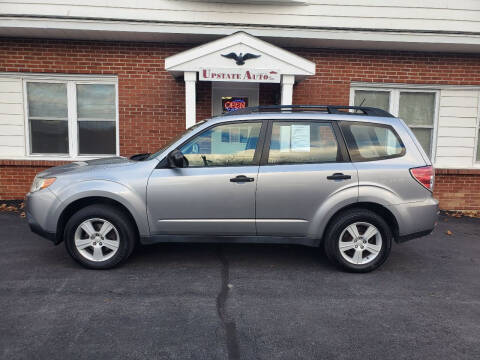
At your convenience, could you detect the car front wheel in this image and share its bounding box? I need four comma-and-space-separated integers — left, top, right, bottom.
323, 209, 392, 273
64, 204, 136, 269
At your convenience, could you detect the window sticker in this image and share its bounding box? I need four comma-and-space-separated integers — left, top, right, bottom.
221, 130, 229, 142
291, 124, 310, 152
279, 126, 291, 152
240, 128, 249, 143
230, 127, 240, 143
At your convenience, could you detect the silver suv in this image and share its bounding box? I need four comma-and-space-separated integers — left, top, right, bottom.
26, 105, 438, 272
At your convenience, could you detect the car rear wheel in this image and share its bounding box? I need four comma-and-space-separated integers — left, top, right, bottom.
323, 209, 392, 273
64, 204, 136, 269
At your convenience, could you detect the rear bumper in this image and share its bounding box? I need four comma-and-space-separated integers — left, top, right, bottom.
397, 228, 434, 243
387, 197, 439, 243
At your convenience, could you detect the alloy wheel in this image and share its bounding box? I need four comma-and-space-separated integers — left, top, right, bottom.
338, 222, 382, 265
74, 218, 120, 262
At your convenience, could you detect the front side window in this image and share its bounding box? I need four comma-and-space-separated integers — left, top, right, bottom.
26, 79, 117, 157
267, 121, 340, 165
180, 122, 262, 167
341, 122, 405, 161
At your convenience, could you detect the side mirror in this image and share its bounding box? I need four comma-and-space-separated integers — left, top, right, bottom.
168, 149, 187, 168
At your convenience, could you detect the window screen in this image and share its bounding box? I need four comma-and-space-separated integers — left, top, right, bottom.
268, 122, 340, 165
399, 92, 435, 157
27, 82, 69, 154
477, 129, 480, 162
354, 90, 390, 112
77, 84, 116, 155
341, 122, 405, 161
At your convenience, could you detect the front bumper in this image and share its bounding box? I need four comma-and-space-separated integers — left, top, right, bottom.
26, 210, 56, 242
25, 189, 60, 244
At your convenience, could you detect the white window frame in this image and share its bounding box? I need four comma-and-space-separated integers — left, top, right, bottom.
475, 92, 480, 163
350, 85, 440, 162
23, 74, 119, 161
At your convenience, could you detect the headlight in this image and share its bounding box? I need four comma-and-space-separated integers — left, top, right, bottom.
30, 177, 56, 193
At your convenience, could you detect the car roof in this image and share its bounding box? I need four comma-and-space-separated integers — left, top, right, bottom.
205, 105, 399, 126
207, 111, 401, 127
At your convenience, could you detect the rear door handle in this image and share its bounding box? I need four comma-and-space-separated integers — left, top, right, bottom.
230, 175, 254, 183
327, 173, 352, 180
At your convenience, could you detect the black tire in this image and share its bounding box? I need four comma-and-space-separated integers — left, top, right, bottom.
64, 204, 136, 269
323, 209, 392, 273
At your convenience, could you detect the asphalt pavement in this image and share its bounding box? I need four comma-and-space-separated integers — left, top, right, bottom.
0, 212, 479, 360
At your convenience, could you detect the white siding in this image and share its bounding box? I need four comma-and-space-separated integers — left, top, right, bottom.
439, 106, 478, 118
433, 157, 474, 167
436, 137, 475, 147
0, 146, 26, 156
0, 77, 25, 157
437, 127, 476, 137
438, 117, 477, 128
434, 89, 480, 168
1, 0, 480, 33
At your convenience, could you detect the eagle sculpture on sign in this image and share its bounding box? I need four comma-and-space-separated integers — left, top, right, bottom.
221, 52, 261, 65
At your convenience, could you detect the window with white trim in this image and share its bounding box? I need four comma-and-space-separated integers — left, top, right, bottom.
351, 86, 438, 159
477, 124, 480, 163
25, 78, 118, 158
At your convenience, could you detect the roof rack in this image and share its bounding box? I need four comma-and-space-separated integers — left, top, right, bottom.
222, 105, 394, 118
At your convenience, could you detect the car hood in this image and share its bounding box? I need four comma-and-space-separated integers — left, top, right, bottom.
37, 157, 133, 178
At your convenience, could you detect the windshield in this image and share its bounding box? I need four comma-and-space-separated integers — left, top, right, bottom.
147, 120, 207, 160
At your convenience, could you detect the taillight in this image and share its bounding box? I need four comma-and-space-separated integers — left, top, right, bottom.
410, 166, 434, 191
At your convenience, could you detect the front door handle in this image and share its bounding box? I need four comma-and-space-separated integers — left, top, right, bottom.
327, 173, 352, 180
230, 175, 254, 183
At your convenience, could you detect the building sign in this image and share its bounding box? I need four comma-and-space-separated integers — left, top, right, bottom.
222, 97, 248, 113
200, 68, 280, 83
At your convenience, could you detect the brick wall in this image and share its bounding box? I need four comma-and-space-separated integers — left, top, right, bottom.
196, 81, 212, 122
0, 160, 69, 199
292, 48, 480, 105
434, 169, 480, 211
1, 38, 480, 209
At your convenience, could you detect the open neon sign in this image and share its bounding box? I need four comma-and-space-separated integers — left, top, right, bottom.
222, 97, 248, 112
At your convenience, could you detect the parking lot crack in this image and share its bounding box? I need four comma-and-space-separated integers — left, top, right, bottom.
216, 246, 240, 360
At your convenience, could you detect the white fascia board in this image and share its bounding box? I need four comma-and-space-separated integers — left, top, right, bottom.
1, 17, 480, 53
164, 31, 315, 75
0, 72, 118, 82
350, 82, 480, 91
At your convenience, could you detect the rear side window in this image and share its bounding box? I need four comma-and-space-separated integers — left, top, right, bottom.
267, 121, 341, 165
341, 122, 405, 161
